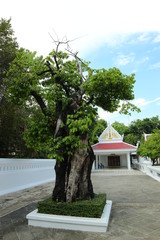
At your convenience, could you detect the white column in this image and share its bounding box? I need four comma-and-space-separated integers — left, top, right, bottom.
92, 158, 96, 171
127, 153, 131, 170
95, 155, 98, 169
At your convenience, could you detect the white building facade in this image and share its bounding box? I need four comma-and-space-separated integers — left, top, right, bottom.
92, 124, 137, 170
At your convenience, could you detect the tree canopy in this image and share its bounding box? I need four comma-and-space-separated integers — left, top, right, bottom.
5, 39, 138, 202
111, 121, 128, 136
0, 18, 40, 158
112, 116, 160, 146
5, 47, 137, 161
0, 18, 23, 157
0, 18, 18, 95
90, 119, 107, 145
138, 130, 160, 164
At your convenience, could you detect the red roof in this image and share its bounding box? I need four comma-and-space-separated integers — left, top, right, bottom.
92, 142, 136, 151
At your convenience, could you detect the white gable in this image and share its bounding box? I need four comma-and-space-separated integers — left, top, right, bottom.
99, 123, 123, 143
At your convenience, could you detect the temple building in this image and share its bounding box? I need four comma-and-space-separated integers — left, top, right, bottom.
92, 124, 137, 170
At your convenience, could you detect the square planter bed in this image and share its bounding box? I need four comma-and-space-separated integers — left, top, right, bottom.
26, 200, 112, 232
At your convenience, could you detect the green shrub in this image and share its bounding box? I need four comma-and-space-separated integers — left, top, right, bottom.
38, 194, 106, 218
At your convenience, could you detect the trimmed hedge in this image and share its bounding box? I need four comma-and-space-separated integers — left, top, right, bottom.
38, 194, 106, 218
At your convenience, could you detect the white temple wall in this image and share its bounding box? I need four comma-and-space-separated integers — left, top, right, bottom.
99, 155, 108, 167
0, 158, 56, 196
120, 155, 127, 167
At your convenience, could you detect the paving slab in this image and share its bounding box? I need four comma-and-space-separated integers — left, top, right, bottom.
0, 169, 160, 239
0, 182, 54, 217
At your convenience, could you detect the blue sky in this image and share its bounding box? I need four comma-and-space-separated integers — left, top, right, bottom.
82, 33, 160, 125
1, 0, 160, 125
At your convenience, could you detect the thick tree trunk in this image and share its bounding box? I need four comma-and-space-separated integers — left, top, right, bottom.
77, 144, 94, 200
52, 159, 67, 202
52, 137, 95, 203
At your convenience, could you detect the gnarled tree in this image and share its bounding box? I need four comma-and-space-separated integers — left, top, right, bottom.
6, 44, 138, 202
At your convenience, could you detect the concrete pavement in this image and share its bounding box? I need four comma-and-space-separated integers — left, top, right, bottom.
0, 169, 160, 240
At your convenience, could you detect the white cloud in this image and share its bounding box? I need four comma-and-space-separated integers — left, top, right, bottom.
98, 108, 119, 121
153, 34, 160, 43
136, 57, 149, 65
132, 97, 160, 107
104, 34, 130, 47
137, 33, 151, 42
114, 53, 135, 67
132, 98, 151, 107
153, 97, 160, 104
1, 0, 160, 56
150, 62, 160, 69
98, 97, 160, 124
128, 56, 149, 73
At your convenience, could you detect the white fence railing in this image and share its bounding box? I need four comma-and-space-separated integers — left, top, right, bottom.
0, 158, 56, 196
135, 161, 160, 182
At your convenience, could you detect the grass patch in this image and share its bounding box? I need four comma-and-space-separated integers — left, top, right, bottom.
38, 194, 106, 218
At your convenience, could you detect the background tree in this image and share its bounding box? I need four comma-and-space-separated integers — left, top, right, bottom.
0, 18, 18, 99
138, 130, 160, 165
124, 133, 139, 146
6, 42, 138, 202
113, 116, 160, 146
112, 121, 129, 136
128, 117, 160, 138
90, 119, 107, 145
0, 18, 39, 158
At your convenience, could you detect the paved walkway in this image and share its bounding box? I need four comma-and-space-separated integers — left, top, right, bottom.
0, 169, 160, 240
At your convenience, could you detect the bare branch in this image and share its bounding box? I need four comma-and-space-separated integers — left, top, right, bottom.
48, 32, 86, 52
52, 28, 60, 42
46, 60, 55, 76
86, 95, 94, 105
66, 48, 87, 83
53, 54, 59, 70
37, 69, 50, 76
74, 52, 82, 77
30, 90, 47, 116
54, 115, 63, 138
48, 32, 60, 53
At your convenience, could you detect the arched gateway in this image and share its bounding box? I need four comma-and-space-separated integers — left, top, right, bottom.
92, 124, 137, 170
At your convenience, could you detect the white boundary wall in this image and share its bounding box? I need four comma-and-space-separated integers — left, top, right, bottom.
146, 166, 160, 182
0, 158, 56, 196
135, 161, 160, 182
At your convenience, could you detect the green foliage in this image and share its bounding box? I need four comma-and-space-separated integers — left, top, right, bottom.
124, 133, 139, 146
112, 121, 128, 135
124, 116, 160, 145
23, 110, 53, 157
5, 48, 45, 105
138, 130, 160, 161
0, 18, 37, 157
66, 103, 97, 136
84, 68, 136, 112
90, 119, 107, 145
129, 116, 160, 138
38, 194, 106, 218
119, 102, 140, 116
23, 103, 97, 161
5, 43, 138, 161
0, 100, 38, 158
112, 116, 160, 146
0, 18, 18, 86
111, 121, 140, 145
